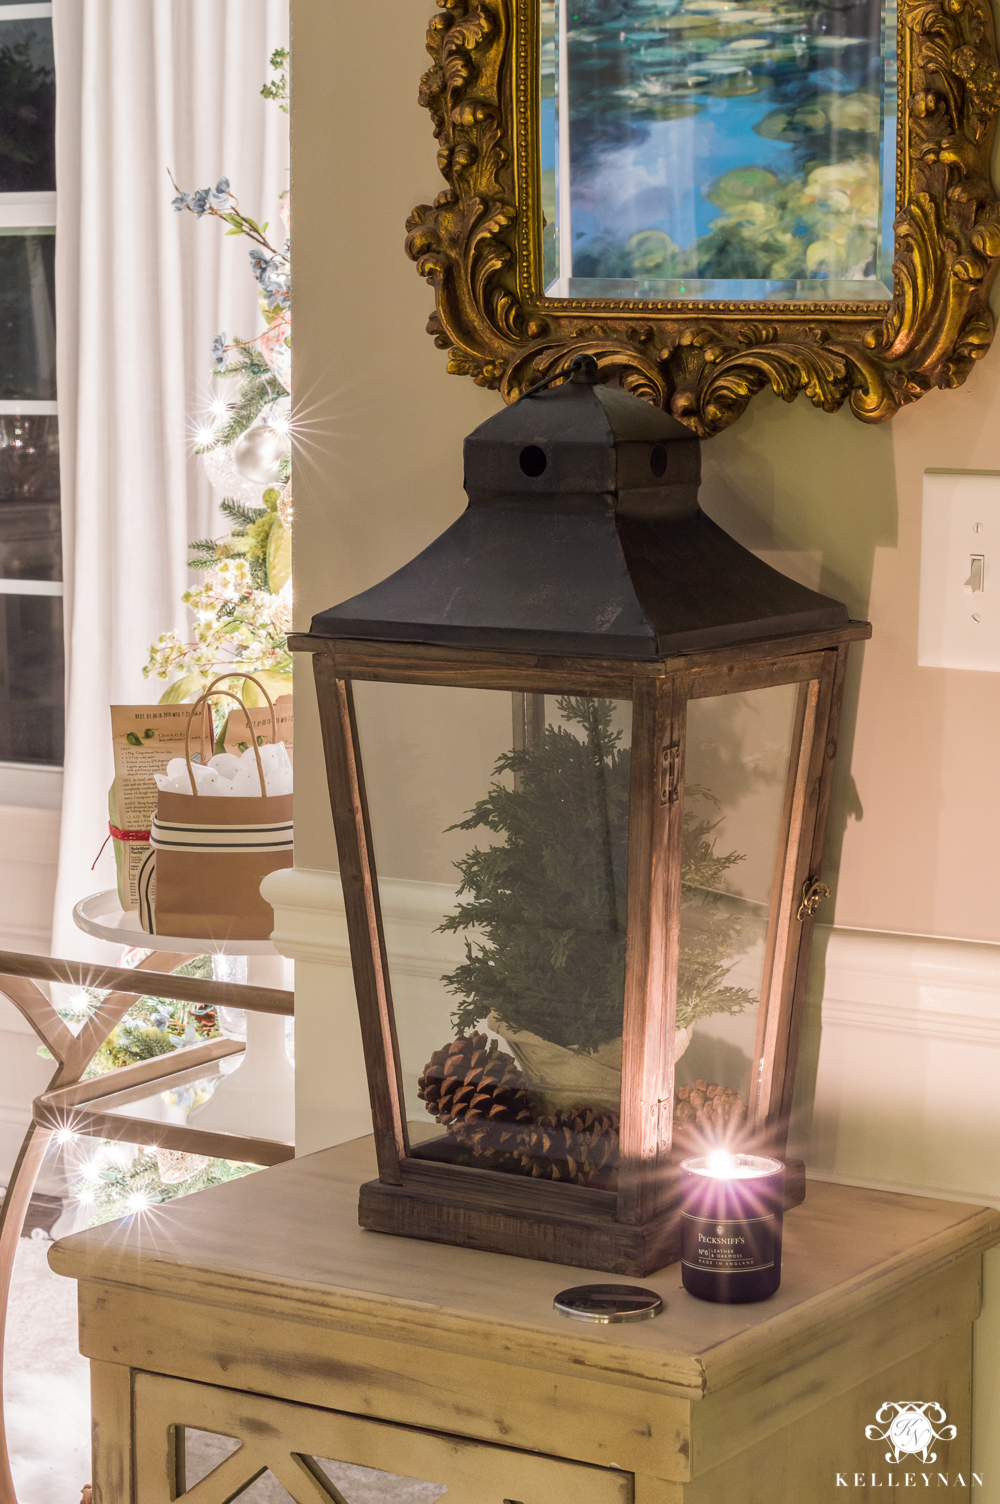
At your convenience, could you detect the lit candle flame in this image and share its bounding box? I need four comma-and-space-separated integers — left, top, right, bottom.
706, 1150, 737, 1178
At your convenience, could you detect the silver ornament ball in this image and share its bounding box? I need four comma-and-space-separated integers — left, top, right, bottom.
201, 444, 269, 509
233, 423, 291, 485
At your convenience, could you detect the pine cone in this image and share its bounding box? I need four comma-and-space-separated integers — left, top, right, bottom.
419, 1036, 621, 1189
518, 1106, 620, 1190
674, 1079, 746, 1139
417, 1033, 533, 1128
455, 1103, 620, 1191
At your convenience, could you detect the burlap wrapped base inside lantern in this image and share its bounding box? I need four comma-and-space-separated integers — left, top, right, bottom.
487, 1011, 695, 1114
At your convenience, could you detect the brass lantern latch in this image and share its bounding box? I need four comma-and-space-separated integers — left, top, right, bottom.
660, 742, 680, 804
797, 876, 831, 922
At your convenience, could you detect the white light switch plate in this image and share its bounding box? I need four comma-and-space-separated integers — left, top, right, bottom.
919, 470, 1000, 671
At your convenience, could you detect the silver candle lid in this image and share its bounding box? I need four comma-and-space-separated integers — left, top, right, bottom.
553, 1284, 664, 1323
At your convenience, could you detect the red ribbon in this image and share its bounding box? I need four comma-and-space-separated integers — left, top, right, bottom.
92, 823, 151, 871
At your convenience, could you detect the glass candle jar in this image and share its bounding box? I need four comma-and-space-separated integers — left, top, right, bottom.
680, 1152, 786, 1303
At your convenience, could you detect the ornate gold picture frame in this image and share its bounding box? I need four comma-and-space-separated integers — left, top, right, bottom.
406, 0, 1000, 434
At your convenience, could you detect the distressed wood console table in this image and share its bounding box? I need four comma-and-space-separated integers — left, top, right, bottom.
50, 1136, 1000, 1503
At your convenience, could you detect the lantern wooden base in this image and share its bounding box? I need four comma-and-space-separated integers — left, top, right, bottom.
359, 1158, 806, 1276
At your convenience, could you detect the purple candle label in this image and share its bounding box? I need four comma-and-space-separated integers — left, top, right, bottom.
681, 1212, 776, 1274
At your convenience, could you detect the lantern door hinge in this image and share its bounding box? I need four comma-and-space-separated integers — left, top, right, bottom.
660, 742, 680, 805
797, 875, 831, 921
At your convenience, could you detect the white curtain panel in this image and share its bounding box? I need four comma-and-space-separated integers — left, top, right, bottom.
51, 0, 290, 957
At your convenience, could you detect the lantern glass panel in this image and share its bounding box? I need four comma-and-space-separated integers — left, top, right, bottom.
354, 681, 632, 1192
676, 681, 800, 1133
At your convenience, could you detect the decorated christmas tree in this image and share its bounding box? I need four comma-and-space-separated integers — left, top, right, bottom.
144, 48, 293, 710
71, 1146, 256, 1226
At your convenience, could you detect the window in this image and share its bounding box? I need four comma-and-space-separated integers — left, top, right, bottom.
0, 0, 62, 806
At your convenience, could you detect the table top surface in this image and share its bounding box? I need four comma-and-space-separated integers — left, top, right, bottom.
74, 889, 279, 956
50, 1133, 1000, 1396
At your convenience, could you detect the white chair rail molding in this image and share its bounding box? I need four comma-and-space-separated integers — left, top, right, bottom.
265, 865, 1000, 1209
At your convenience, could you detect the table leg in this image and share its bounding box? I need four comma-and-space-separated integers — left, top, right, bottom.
187, 954, 295, 1144
91, 1359, 133, 1504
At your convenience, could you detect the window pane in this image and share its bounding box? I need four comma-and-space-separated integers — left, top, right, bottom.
0, 17, 55, 192
0, 590, 63, 762
0, 232, 56, 399
0, 414, 60, 580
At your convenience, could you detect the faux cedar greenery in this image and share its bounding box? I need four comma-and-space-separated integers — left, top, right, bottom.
441, 697, 757, 1053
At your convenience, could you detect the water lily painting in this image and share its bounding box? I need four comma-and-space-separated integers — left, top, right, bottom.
540, 0, 897, 300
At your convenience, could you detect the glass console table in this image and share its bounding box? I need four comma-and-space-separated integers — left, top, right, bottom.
72, 890, 295, 1146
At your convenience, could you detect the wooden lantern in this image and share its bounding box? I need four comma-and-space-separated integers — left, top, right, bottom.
290, 358, 870, 1275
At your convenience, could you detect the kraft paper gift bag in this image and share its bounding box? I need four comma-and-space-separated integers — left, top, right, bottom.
108, 703, 212, 911
137, 676, 293, 943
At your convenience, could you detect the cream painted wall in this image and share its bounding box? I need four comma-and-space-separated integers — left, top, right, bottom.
290, 0, 501, 879
289, 0, 1000, 1489
703, 375, 1000, 942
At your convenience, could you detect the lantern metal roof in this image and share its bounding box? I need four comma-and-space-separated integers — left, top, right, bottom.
308, 358, 849, 659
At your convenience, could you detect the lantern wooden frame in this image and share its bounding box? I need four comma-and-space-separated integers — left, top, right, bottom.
296, 614, 869, 1275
